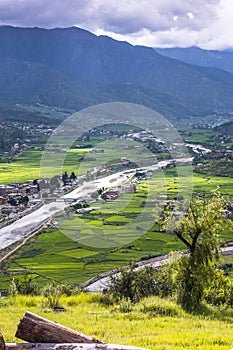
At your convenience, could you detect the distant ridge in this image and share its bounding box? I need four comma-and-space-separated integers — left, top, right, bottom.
155, 46, 233, 74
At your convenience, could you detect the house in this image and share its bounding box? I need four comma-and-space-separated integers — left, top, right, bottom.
0, 186, 7, 197
106, 188, 122, 199
122, 183, 136, 193
0, 196, 7, 205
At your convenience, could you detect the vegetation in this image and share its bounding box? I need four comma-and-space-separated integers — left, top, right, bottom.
161, 195, 233, 312
1, 170, 232, 289
1, 294, 233, 349
0, 127, 25, 151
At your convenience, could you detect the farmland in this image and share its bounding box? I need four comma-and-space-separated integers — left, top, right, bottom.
0, 167, 232, 289
0, 148, 90, 184
0, 123, 232, 290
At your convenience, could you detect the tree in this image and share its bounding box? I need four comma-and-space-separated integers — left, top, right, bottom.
97, 187, 107, 201
21, 195, 29, 207
62, 172, 69, 186
163, 194, 232, 312
70, 171, 77, 182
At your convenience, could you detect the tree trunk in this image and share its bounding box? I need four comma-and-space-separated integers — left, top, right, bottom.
15, 312, 103, 344
6, 343, 146, 350
0, 332, 5, 350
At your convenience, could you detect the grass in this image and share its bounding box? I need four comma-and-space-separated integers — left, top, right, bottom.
0, 149, 90, 184
1, 294, 233, 349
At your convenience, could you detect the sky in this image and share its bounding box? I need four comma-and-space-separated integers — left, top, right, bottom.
0, 0, 233, 50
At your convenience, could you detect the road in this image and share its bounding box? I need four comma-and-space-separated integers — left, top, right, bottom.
84, 246, 233, 292
0, 169, 138, 252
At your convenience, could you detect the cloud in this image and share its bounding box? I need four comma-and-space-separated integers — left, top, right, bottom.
0, 0, 231, 49
199, 0, 233, 49
0, 0, 220, 31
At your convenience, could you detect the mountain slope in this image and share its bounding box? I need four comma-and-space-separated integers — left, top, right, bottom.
215, 120, 233, 135
1, 26, 233, 119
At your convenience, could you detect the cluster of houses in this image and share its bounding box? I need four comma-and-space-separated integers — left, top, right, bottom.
0, 121, 55, 158
0, 180, 41, 221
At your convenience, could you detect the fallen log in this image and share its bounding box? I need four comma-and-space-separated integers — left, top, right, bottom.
0, 332, 5, 350
15, 312, 103, 344
6, 343, 147, 350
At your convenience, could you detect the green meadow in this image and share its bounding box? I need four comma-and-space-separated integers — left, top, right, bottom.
0, 149, 90, 184
1, 294, 233, 350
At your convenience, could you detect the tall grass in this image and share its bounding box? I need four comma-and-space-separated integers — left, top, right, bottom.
1, 294, 233, 349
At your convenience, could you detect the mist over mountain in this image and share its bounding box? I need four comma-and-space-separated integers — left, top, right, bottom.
1, 26, 233, 121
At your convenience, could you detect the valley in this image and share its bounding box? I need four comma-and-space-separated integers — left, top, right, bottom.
0, 23, 233, 350
0, 120, 232, 292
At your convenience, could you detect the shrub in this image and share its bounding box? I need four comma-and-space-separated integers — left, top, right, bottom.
8, 279, 18, 297
155, 251, 185, 298
58, 283, 80, 296
98, 293, 115, 306
139, 296, 180, 316
42, 284, 62, 309
107, 265, 158, 302
204, 269, 233, 306
119, 297, 133, 313
9, 274, 41, 296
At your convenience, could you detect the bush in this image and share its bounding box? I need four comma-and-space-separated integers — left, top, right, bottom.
108, 267, 137, 301
8, 274, 41, 296
119, 297, 133, 313
204, 269, 233, 306
139, 296, 180, 316
98, 293, 115, 306
155, 252, 186, 298
107, 265, 158, 302
58, 283, 80, 296
42, 284, 62, 309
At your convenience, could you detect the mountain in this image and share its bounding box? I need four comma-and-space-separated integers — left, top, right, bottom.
1, 26, 233, 120
215, 120, 233, 135
155, 46, 233, 74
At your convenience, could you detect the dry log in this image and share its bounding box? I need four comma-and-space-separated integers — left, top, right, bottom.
6, 343, 147, 350
0, 332, 5, 350
15, 312, 103, 344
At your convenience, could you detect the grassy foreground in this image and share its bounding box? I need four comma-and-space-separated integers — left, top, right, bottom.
1, 294, 233, 350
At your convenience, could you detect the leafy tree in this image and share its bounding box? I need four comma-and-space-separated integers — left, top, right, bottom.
62, 171, 69, 185
33, 179, 38, 186
8, 196, 17, 206
70, 171, 77, 182
163, 194, 233, 312
97, 187, 107, 201
21, 195, 29, 207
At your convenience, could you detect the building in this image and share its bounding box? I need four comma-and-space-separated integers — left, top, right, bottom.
122, 183, 136, 194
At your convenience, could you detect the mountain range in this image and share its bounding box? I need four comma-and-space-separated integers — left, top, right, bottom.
1, 26, 233, 121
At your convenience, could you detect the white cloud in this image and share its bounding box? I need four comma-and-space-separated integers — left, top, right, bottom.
199, 0, 233, 49
0, 0, 233, 49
